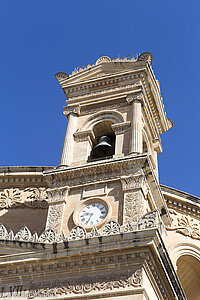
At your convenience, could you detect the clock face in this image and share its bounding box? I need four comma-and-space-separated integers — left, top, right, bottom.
79, 202, 107, 226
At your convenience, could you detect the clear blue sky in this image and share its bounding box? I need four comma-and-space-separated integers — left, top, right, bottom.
0, 0, 200, 196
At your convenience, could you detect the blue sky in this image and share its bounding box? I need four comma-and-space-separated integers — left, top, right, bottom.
0, 0, 200, 196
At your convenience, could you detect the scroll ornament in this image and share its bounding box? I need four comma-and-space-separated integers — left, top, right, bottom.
168, 209, 200, 240
0, 187, 48, 209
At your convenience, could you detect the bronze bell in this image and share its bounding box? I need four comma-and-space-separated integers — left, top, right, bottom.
93, 135, 113, 158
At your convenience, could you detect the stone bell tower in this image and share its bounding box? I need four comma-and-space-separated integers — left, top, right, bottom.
43, 53, 185, 300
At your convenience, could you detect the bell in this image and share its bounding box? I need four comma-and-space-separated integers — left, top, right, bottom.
93, 135, 113, 158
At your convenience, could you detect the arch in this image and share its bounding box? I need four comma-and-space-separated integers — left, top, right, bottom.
80, 110, 124, 132
177, 254, 200, 300
168, 242, 200, 268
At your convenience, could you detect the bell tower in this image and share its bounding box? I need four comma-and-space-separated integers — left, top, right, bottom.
43, 53, 185, 300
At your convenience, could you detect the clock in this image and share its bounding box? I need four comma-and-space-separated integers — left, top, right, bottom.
79, 202, 106, 226
73, 198, 111, 230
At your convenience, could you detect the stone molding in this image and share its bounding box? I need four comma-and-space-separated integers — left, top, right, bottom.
68, 83, 141, 102
46, 186, 69, 203
45, 156, 147, 188
0, 187, 48, 209
27, 269, 142, 299
163, 190, 200, 218
167, 209, 200, 240
74, 129, 95, 145
111, 122, 131, 135
63, 105, 80, 117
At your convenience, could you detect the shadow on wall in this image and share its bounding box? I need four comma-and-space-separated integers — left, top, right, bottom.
0, 208, 48, 235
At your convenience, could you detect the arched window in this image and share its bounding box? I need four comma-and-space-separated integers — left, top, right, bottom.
177, 255, 200, 300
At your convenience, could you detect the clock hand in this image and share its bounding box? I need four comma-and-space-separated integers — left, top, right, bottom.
86, 213, 93, 225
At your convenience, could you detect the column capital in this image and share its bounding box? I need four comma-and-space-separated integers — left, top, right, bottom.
126, 92, 144, 105
120, 174, 148, 196
47, 186, 70, 203
63, 105, 80, 117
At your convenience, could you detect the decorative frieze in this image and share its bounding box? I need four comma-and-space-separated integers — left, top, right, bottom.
27, 269, 142, 298
0, 187, 48, 209
46, 156, 147, 188
0, 210, 159, 244
167, 209, 200, 240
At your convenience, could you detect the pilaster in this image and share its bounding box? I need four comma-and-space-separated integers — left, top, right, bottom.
120, 173, 148, 225
46, 186, 69, 234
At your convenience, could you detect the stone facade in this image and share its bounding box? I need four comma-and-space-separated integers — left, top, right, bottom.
0, 53, 199, 299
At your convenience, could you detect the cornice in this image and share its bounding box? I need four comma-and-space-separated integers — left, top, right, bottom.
0, 166, 53, 188
161, 184, 200, 217
44, 155, 148, 187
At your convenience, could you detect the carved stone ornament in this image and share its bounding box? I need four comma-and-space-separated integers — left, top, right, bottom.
63, 105, 80, 117
120, 174, 145, 192
138, 52, 153, 65
47, 186, 69, 203
69, 226, 87, 240
56, 231, 67, 243
15, 226, 32, 241
111, 122, 131, 135
27, 269, 142, 298
102, 220, 120, 235
55, 72, 68, 81
121, 221, 136, 233
0, 187, 48, 209
126, 92, 144, 104
137, 210, 158, 230
46, 203, 64, 234
89, 226, 100, 238
168, 209, 200, 240
96, 56, 111, 64
38, 229, 56, 243
0, 224, 8, 239
124, 193, 140, 224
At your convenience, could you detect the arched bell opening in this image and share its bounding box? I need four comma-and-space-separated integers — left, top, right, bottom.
88, 121, 115, 161
177, 255, 200, 300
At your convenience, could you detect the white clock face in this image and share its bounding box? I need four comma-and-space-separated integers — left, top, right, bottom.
79, 202, 107, 226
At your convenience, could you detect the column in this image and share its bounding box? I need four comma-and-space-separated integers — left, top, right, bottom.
59, 105, 80, 166
120, 174, 148, 226
126, 93, 143, 154
46, 186, 69, 235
